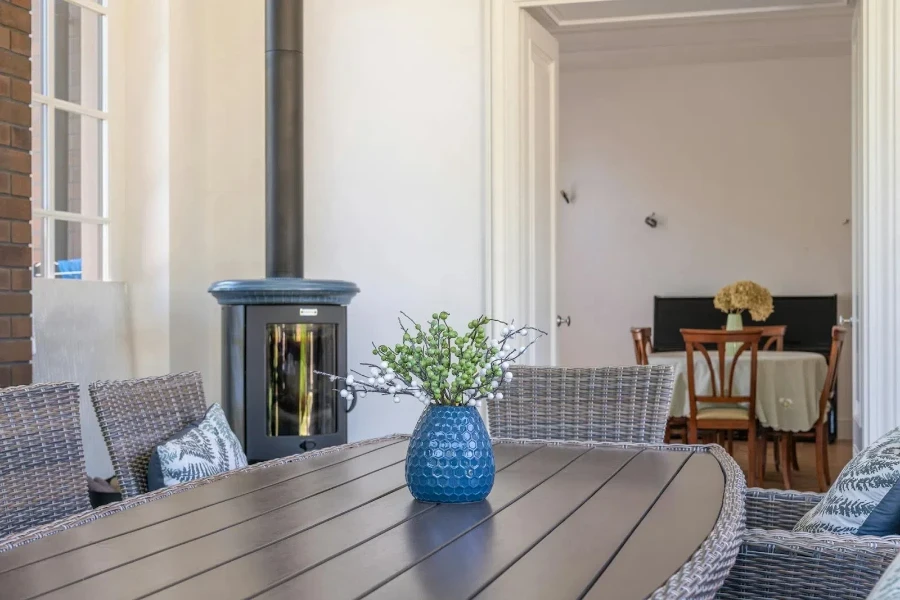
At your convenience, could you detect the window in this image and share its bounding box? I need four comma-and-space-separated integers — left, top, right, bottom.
31, 0, 108, 280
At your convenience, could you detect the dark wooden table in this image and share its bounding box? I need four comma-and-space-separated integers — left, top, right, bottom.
0, 436, 735, 599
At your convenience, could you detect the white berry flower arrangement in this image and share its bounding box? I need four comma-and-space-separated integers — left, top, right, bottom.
318, 311, 545, 408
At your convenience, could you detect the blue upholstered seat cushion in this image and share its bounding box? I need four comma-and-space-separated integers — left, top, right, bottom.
794, 427, 900, 535
147, 404, 247, 492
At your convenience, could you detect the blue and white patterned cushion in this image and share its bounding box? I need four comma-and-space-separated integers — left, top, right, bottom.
795, 427, 900, 535
153, 404, 247, 488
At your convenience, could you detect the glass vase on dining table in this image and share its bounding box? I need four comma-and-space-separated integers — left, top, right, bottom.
725, 313, 743, 356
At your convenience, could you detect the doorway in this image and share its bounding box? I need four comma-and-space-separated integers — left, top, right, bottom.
488, 0, 857, 443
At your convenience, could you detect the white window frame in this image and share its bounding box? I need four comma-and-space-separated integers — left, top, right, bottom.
31, 0, 109, 280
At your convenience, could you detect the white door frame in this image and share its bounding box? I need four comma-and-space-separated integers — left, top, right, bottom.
487, 0, 572, 364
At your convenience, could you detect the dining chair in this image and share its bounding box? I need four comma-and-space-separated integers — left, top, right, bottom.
89, 372, 208, 498
630, 327, 653, 365
0, 382, 91, 539
487, 365, 675, 444
682, 328, 763, 487
758, 327, 846, 491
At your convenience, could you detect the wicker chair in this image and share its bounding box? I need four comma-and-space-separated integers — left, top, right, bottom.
487, 365, 675, 444
0, 382, 91, 538
869, 552, 900, 599
89, 372, 208, 498
717, 488, 900, 600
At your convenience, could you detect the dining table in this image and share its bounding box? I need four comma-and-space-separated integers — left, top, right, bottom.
0, 435, 744, 600
648, 350, 828, 432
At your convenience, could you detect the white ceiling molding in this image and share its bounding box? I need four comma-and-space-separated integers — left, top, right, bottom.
539, 0, 851, 29
541, 8, 852, 69
561, 39, 849, 71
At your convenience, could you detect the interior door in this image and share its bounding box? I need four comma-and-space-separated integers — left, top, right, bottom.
520, 11, 559, 366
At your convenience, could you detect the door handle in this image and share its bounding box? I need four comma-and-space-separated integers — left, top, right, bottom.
556, 315, 571, 328
838, 315, 857, 327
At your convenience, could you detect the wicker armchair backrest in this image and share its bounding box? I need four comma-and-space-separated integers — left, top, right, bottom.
89, 372, 207, 498
0, 382, 90, 538
488, 365, 675, 444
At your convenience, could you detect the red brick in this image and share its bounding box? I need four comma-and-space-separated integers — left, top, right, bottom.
0, 27, 10, 51
10, 315, 28, 337
10, 173, 26, 196
0, 195, 28, 220
0, 291, 28, 314
0, 243, 30, 267
0, 98, 29, 127
0, 220, 10, 243
10, 362, 30, 386
0, 147, 28, 173
10, 125, 26, 149
9, 30, 25, 56
10, 268, 28, 290
0, 123, 10, 146
9, 0, 29, 11
9, 78, 26, 103
0, 3, 29, 34
0, 316, 10, 337
9, 219, 25, 243
0, 364, 11, 387
0, 49, 29, 79
0, 74, 9, 98
0, 173, 8, 194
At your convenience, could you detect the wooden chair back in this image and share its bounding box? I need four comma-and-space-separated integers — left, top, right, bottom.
681, 328, 762, 419
631, 327, 653, 366
760, 325, 786, 351
819, 327, 847, 423
720, 324, 785, 351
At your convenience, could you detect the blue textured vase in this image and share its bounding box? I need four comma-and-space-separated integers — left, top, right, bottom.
406, 405, 495, 503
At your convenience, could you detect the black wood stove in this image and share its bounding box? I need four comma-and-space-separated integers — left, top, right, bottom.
210, 0, 359, 462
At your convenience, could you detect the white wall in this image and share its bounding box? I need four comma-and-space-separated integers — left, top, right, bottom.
557, 56, 853, 437
112, 0, 486, 443
305, 0, 487, 441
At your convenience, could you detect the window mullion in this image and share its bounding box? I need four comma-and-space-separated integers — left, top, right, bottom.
45, 0, 55, 278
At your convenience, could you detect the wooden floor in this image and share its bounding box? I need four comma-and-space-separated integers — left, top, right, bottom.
728, 439, 853, 492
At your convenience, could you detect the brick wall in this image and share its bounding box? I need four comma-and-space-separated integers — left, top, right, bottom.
0, 0, 31, 387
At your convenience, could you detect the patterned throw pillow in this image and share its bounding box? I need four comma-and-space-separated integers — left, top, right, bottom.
147, 404, 247, 491
794, 427, 900, 535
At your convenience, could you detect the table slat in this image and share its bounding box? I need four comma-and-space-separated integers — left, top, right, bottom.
362, 447, 641, 599
583, 453, 725, 599
0, 441, 410, 599
252, 444, 595, 600
474, 449, 690, 600
141, 443, 542, 600
0, 437, 405, 574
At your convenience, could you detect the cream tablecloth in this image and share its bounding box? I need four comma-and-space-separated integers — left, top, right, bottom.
648, 350, 828, 432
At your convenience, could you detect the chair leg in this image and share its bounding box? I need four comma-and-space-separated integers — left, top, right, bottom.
664, 422, 672, 444
757, 433, 768, 482
687, 421, 698, 445
815, 424, 829, 492
747, 431, 758, 488
774, 438, 781, 472
778, 433, 793, 490
791, 437, 800, 471
726, 430, 734, 455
